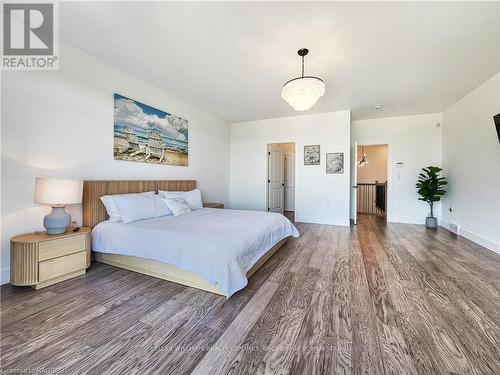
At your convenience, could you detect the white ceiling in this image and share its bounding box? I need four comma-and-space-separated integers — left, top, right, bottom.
60, 2, 499, 122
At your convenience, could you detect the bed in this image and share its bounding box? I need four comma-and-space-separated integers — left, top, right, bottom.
83, 180, 299, 297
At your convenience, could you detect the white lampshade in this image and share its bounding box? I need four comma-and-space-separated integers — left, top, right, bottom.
281, 77, 325, 111
34, 177, 83, 206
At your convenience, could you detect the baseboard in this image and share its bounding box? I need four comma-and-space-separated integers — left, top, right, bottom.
439, 221, 500, 255
1, 267, 10, 285
438, 220, 450, 231
295, 216, 350, 227
387, 216, 426, 225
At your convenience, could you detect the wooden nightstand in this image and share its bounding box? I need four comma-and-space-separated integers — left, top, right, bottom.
203, 203, 224, 209
10, 227, 91, 290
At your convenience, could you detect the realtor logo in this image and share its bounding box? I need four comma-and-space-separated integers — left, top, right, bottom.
2, 2, 59, 70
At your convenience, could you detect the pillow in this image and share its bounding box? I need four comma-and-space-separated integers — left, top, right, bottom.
162, 197, 192, 217
159, 189, 203, 210
100, 191, 156, 222
114, 194, 171, 223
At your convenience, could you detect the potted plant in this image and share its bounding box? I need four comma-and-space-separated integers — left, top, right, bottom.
416, 166, 447, 229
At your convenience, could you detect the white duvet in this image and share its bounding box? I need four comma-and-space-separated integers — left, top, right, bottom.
92, 208, 299, 297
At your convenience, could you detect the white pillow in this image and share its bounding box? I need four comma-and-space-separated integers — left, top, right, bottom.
162, 197, 192, 217
100, 191, 156, 222
159, 189, 203, 210
114, 194, 171, 223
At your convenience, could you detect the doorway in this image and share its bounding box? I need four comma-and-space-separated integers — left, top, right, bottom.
267, 143, 295, 221
354, 144, 388, 222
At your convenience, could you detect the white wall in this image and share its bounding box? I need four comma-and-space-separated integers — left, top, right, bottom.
441, 72, 500, 253
1, 43, 230, 284
229, 111, 351, 226
351, 113, 443, 224
357, 144, 388, 183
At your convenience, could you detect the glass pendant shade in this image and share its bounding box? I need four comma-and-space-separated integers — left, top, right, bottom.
358, 147, 368, 167
282, 48, 325, 111
281, 77, 326, 111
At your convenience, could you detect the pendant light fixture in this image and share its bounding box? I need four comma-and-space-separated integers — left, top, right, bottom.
358, 146, 368, 167
281, 48, 325, 111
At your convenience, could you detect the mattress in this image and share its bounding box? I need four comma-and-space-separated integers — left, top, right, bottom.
92, 208, 299, 297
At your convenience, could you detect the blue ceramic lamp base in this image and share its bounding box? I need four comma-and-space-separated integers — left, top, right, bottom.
43, 206, 71, 234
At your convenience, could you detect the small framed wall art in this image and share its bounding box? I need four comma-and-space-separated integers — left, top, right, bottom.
304, 145, 320, 165
326, 152, 344, 173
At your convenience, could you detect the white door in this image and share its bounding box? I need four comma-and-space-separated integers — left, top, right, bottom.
284, 152, 295, 211
268, 146, 284, 214
353, 141, 358, 225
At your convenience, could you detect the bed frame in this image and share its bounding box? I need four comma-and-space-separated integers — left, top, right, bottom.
83, 180, 288, 296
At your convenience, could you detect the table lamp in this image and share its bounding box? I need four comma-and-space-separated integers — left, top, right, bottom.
34, 177, 83, 234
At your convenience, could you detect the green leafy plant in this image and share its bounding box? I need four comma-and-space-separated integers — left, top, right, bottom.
416, 166, 447, 218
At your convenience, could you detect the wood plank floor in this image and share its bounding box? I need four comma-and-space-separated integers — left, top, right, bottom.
2, 215, 500, 374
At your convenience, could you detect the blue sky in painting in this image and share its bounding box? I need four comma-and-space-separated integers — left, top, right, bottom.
113, 94, 188, 149
115, 93, 171, 118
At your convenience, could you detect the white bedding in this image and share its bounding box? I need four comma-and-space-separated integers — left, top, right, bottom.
92, 208, 299, 297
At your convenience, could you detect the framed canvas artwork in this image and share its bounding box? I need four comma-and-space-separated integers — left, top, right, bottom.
113, 94, 188, 166
326, 152, 344, 173
304, 145, 320, 165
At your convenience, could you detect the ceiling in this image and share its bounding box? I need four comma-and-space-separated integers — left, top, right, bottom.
60, 2, 500, 122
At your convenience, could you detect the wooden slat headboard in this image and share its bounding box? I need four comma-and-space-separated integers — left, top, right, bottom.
83, 180, 196, 228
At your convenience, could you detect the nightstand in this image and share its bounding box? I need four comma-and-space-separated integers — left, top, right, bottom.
203, 203, 224, 209
10, 227, 91, 290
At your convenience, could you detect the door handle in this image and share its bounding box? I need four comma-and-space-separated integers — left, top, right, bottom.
352, 185, 359, 188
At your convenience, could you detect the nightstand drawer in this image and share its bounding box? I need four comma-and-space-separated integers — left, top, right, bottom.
39, 251, 87, 282
39, 235, 86, 261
